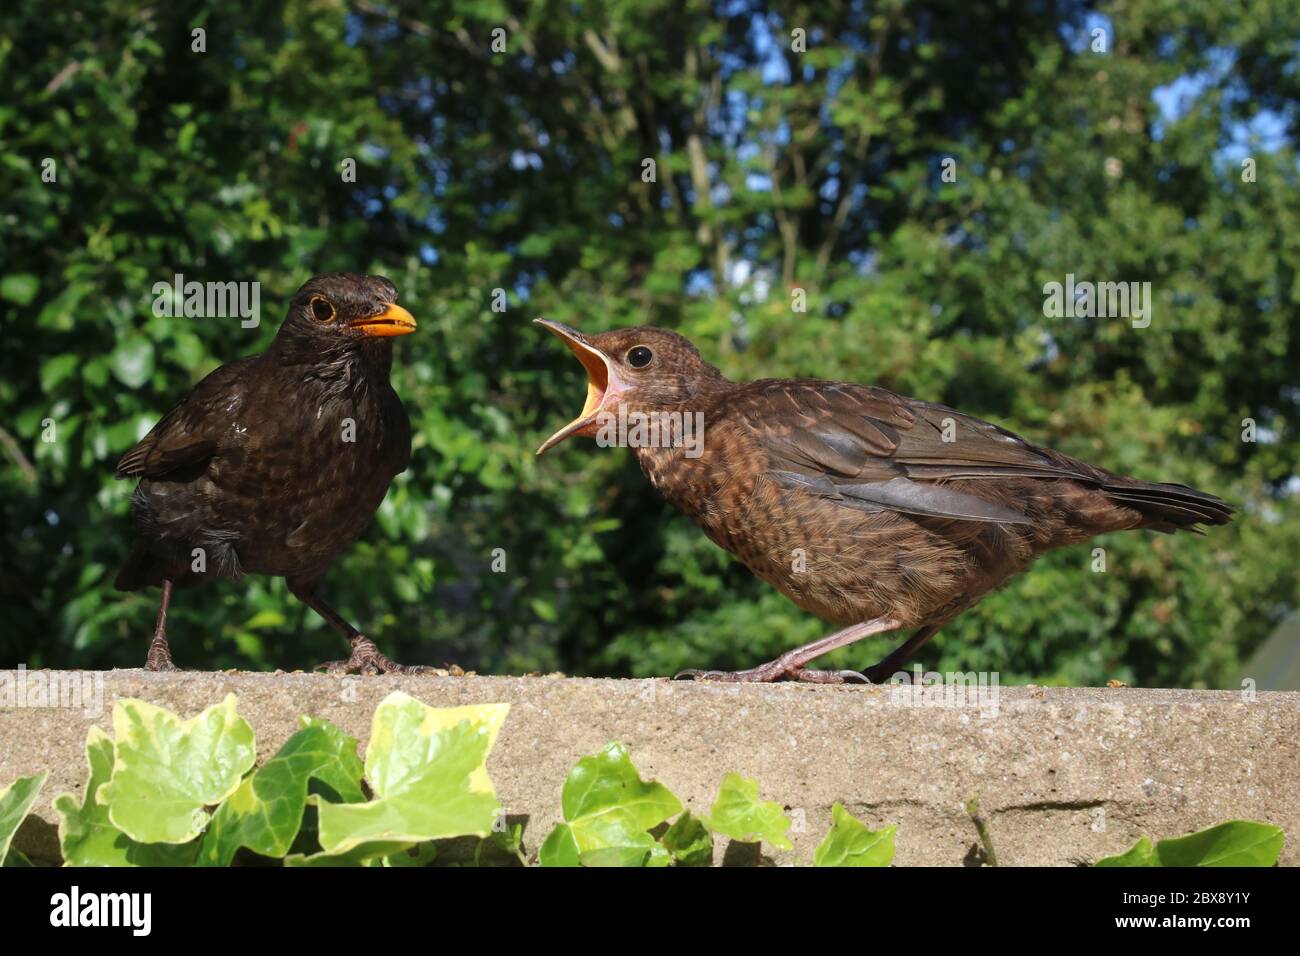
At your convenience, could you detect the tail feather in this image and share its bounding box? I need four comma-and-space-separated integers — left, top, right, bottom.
1101, 479, 1234, 533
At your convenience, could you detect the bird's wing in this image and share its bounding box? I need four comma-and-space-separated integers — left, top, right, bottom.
115, 357, 257, 480
730, 380, 1102, 525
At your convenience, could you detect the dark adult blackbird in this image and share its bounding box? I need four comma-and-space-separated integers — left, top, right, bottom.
536, 321, 1233, 684
115, 273, 425, 674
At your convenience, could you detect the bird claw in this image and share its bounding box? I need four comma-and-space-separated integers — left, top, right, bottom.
673, 664, 793, 683
673, 668, 732, 681
144, 639, 178, 672
792, 668, 871, 684
315, 637, 437, 676
674, 665, 873, 684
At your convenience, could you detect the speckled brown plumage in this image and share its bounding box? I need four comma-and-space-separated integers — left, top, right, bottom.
115, 273, 426, 673
537, 322, 1233, 683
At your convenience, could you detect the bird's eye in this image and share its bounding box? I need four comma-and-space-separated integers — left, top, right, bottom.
309, 296, 335, 323
627, 346, 653, 368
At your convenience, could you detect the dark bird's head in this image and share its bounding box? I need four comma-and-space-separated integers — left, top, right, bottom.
274, 273, 416, 364
535, 320, 728, 454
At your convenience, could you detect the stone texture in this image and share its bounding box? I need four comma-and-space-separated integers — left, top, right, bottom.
2, 670, 1296, 865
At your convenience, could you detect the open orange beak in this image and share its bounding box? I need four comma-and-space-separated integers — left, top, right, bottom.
349, 302, 417, 337
535, 319, 625, 454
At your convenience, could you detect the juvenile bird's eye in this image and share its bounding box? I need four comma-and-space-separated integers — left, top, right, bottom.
627, 346, 653, 368
309, 296, 335, 323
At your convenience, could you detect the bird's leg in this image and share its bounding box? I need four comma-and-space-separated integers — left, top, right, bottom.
288, 581, 433, 675
861, 623, 943, 684
144, 578, 178, 672
676, 618, 902, 684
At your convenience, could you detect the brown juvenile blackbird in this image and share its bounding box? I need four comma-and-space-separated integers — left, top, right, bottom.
115, 273, 425, 674
536, 321, 1233, 683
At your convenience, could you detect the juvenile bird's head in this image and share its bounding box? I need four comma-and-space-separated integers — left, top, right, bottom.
275, 273, 416, 361
535, 320, 728, 454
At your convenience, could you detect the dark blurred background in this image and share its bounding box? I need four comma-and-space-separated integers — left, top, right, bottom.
2, 0, 1297, 687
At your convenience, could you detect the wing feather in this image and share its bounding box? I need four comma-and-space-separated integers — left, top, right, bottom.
731, 380, 1099, 525
115, 357, 255, 480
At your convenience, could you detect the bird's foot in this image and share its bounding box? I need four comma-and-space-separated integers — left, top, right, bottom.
788, 668, 872, 684
674, 663, 872, 684
316, 637, 436, 676
144, 637, 178, 672
673, 618, 907, 685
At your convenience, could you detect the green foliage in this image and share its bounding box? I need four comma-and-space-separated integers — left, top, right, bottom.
312, 694, 510, 857
55, 728, 197, 866
1, 707, 1288, 866
0, 771, 47, 866
47, 692, 508, 866
0, 0, 1296, 688
197, 717, 365, 866
704, 772, 794, 851
538, 742, 683, 866
660, 812, 714, 867
1096, 821, 1285, 867
1096, 836, 1160, 867
814, 803, 897, 867
98, 694, 255, 843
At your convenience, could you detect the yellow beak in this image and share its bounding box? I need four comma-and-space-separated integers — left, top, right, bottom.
349, 302, 417, 337
535, 318, 619, 454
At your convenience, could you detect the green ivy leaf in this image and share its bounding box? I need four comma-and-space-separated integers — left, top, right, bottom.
704, 772, 793, 851
54, 728, 197, 866
813, 804, 895, 866
1155, 821, 1284, 867
537, 823, 582, 866
578, 845, 662, 867
313, 692, 510, 856
1095, 822, 1284, 867
661, 811, 714, 866
0, 770, 46, 864
196, 716, 364, 866
1095, 837, 1159, 867
99, 695, 256, 844
538, 742, 682, 867
489, 820, 525, 860
283, 838, 409, 867
380, 842, 440, 867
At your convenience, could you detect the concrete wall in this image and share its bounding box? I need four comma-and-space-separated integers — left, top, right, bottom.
3, 671, 1296, 865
